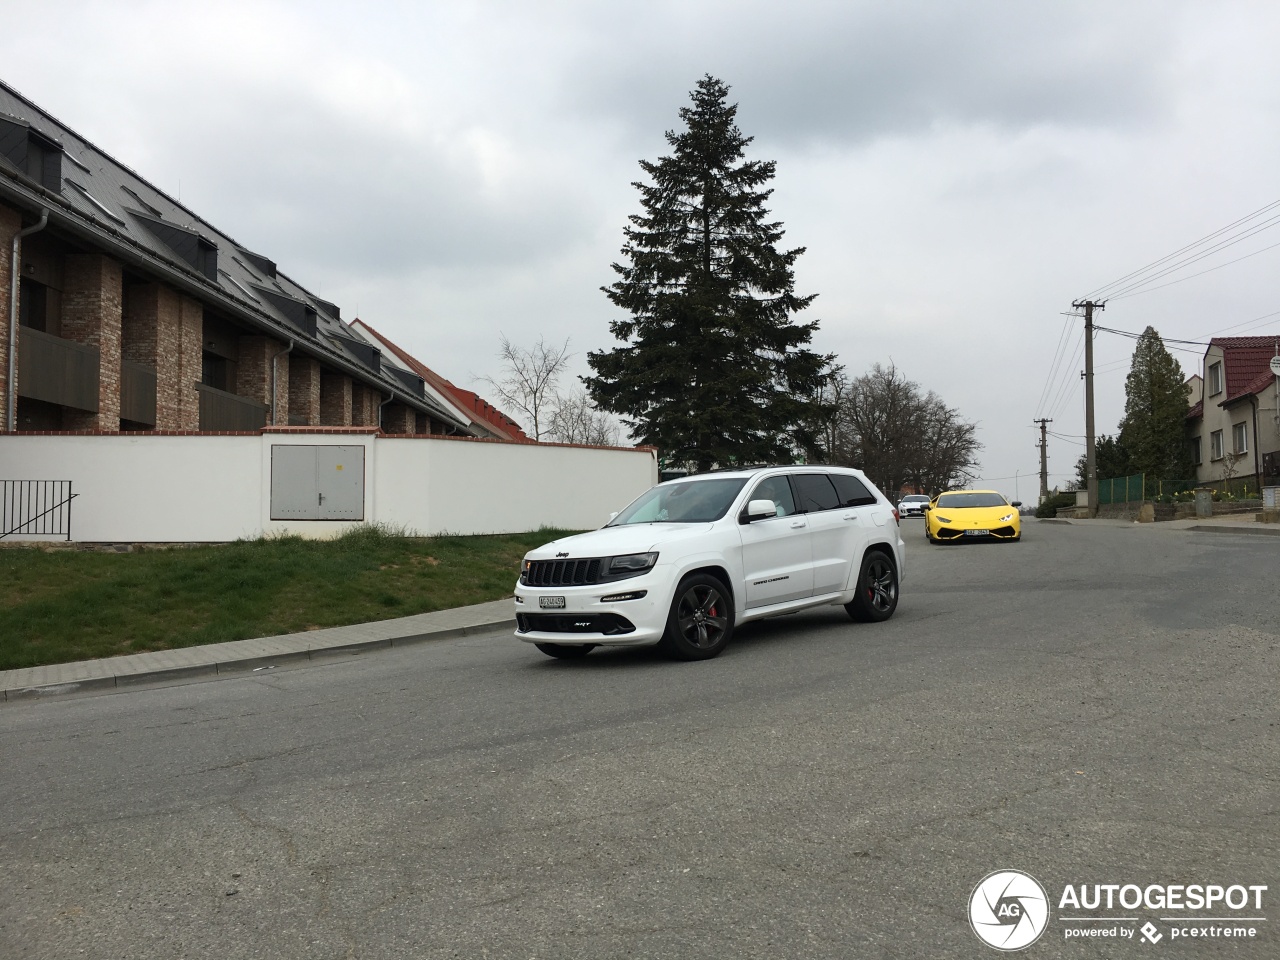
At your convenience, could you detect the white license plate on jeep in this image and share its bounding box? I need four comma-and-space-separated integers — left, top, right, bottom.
539, 596, 566, 609
965, 529, 990, 536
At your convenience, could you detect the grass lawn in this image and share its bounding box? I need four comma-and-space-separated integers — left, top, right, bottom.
0, 526, 575, 670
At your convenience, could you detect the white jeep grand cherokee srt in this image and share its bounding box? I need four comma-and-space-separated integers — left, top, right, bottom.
514, 465, 905, 661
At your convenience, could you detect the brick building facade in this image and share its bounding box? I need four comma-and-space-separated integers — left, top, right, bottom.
0, 79, 514, 439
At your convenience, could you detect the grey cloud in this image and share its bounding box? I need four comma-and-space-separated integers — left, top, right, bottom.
558, 1, 1177, 149
122, 79, 594, 283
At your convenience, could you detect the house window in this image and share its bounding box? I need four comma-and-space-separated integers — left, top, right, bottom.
1232, 421, 1248, 455
1190, 437, 1202, 466
1210, 429, 1224, 461
1207, 361, 1223, 396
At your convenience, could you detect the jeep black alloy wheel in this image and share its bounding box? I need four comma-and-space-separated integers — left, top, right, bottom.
659, 573, 734, 660
845, 550, 899, 623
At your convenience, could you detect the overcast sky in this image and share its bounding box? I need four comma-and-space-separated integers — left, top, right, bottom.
5, 1, 1280, 498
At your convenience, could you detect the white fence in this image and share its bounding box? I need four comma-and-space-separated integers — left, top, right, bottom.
0, 430, 658, 542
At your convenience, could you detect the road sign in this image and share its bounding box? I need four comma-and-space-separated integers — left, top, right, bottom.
1270, 355, 1280, 376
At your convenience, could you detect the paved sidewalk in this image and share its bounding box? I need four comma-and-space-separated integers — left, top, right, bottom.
0, 598, 515, 703
1037, 515, 1280, 536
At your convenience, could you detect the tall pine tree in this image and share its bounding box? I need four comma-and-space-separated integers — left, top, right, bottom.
1117, 326, 1194, 482
585, 75, 834, 473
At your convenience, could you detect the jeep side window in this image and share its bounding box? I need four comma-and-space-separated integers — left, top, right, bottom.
747, 475, 797, 518
831, 473, 877, 508
793, 473, 840, 512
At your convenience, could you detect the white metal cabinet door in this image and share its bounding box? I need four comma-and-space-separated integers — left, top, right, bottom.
270, 445, 319, 520
314, 446, 365, 520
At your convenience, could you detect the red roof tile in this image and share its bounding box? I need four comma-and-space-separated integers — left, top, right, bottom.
1211, 336, 1280, 404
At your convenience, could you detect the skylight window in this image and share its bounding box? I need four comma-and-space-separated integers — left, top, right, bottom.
121, 185, 163, 217
64, 151, 92, 174
64, 178, 125, 225
218, 269, 260, 303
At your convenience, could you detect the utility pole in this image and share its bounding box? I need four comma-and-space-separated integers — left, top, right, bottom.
1072, 300, 1104, 517
1033, 418, 1052, 502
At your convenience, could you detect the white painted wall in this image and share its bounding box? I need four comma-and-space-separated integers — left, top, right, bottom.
0, 432, 657, 542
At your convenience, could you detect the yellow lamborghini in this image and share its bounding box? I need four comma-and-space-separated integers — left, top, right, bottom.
924, 490, 1022, 543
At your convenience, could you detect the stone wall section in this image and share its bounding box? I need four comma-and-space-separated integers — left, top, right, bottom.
61, 253, 122, 430
288, 356, 321, 426
176, 296, 202, 431
382, 403, 414, 434
236, 334, 288, 423
319, 370, 352, 426
351, 383, 379, 427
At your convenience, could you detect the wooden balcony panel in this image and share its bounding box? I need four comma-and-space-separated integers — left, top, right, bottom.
196, 382, 268, 431
17, 326, 99, 412
120, 359, 157, 426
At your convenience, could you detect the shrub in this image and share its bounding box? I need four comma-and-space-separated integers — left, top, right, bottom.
1035, 491, 1077, 518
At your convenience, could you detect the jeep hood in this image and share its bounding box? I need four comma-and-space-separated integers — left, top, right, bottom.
525, 523, 716, 560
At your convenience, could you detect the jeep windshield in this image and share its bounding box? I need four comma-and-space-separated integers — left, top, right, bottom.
608, 478, 748, 525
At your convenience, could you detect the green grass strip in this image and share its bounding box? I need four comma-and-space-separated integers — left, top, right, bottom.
0, 525, 576, 670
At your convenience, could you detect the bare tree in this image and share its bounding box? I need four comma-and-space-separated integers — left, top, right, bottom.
829, 362, 980, 495
546, 390, 622, 446
480, 335, 571, 441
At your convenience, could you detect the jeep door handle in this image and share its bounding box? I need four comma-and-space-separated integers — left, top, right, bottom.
843, 513, 858, 520
790, 520, 806, 529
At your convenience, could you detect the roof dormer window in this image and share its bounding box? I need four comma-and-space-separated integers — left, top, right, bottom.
0, 114, 64, 192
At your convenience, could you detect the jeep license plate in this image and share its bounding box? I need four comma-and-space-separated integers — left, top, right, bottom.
965, 529, 990, 536
539, 596, 566, 609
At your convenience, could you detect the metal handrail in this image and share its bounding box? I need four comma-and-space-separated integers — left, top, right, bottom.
1, 480, 78, 540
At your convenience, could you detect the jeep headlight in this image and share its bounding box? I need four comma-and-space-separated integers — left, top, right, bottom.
606, 552, 658, 575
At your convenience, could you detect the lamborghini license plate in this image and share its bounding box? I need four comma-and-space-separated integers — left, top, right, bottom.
965, 529, 990, 536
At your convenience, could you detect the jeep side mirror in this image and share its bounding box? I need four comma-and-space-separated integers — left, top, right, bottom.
742, 499, 779, 523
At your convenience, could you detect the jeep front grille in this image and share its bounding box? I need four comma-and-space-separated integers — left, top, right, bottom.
523, 558, 603, 586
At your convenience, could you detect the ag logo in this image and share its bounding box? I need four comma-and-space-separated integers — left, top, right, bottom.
969, 870, 1050, 950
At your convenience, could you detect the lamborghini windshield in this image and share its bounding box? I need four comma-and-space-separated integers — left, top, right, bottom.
937, 492, 1008, 509
608, 478, 748, 525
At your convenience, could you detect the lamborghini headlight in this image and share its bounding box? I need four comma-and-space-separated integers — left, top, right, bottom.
999, 513, 1015, 523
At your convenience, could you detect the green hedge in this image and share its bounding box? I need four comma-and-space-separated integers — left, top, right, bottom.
1035, 491, 1077, 518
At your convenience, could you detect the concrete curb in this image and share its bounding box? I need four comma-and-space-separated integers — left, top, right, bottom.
1, 611, 516, 704
1187, 524, 1280, 537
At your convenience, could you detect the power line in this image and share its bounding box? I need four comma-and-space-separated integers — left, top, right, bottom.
1082, 198, 1280, 301
1108, 238, 1280, 301
1047, 333, 1085, 419
1099, 212, 1280, 300
1035, 313, 1076, 417
1093, 325, 1209, 346
1198, 307, 1280, 339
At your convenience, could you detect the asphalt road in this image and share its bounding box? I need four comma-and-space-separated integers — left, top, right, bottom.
2, 521, 1277, 959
